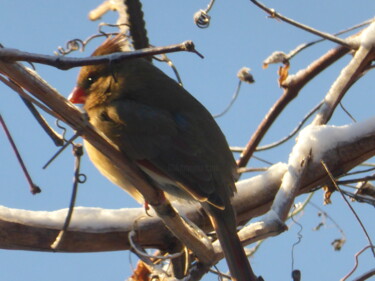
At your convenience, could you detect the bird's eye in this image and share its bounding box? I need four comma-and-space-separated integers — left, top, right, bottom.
86, 72, 99, 86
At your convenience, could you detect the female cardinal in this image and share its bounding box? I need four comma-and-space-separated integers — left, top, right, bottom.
69, 35, 257, 281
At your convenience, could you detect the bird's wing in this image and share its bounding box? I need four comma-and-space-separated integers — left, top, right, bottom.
94, 99, 225, 206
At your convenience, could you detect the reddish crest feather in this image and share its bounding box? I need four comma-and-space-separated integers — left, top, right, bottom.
91, 35, 127, 56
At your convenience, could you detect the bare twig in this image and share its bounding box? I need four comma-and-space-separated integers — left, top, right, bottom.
339, 102, 357, 122
129, 230, 183, 261
153, 54, 184, 86
51, 144, 84, 250
20, 97, 64, 146
1, 73, 64, 145
0, 74, 56, 117
0, 114, 41, 194
290, 210, 303, 273
213, 80, 242, 118
321, 160, 375, 258
344, 165, 375, 176
0, 75, 63, 148
270, 18, 372, 63
256, 101, 323, 151
250, 0, 353, 49
128, 231, 170, 277
55, 34, 118, 56
0, 41, 202, 70
213, 67, 254, 118
209, 266, 232, 280
341, 189, 375, 207
336, 175, 375, 185
43, 133, 80, 169
341, 245, 375, 281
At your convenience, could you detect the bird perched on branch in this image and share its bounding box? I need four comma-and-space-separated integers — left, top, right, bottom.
69, 35, 257, 281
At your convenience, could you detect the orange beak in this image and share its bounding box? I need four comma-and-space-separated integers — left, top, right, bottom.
68, 87, 87, 104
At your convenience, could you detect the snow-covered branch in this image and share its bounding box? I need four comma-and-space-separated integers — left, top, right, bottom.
2, 113, 375, 253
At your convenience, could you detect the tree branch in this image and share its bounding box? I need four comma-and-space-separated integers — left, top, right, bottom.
1, 119, 375, 253
237, 44, 350, 168
0, 41, 199, 70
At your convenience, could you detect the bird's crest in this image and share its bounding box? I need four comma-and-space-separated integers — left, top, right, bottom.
91, 34, 127, 56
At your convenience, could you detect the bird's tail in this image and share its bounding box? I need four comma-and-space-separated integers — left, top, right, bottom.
205, 203, 258, 281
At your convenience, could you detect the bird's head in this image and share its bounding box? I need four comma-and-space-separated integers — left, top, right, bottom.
69, 35, 128, 108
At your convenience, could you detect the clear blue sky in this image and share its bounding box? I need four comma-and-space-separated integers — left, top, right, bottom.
1, 1, 375, 280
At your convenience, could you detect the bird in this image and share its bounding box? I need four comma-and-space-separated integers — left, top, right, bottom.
69, 35, 257, 281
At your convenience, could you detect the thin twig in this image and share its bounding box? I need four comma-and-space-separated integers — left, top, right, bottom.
153, 54, 184, 86
55, 33, 118, 56
43, 133, 80, 169
290, 207, 303, 273
51, 144, 84, 250
345, 166, 375, 176
1, 70, 63, 146
129, 230, 183, 261
209, 266, 232, 280
0, 114, 41, 194
213, 80, 242, 118
339, 102, 357, 123
0, 41, 202, 70
341, 245, 375, 281
250, 0, 353, 49
256, 101, 323, 151
341, 189, 375, 207
20, 97, 64, 146
337, 175, 375, 185
128, 231, 170, 277
321, 160, 375, 258
0, 74, 57, 117
285, 18, 372, 61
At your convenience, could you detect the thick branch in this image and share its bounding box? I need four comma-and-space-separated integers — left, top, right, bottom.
1, 123, 375, 252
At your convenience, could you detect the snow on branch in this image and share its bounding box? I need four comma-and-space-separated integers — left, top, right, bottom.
2, 111, 375, 253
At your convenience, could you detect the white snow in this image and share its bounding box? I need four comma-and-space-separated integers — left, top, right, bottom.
361, 20, 375, 49
0, 164, 290, 232
0, 206, 146, 232
236, 162, 287, 191
290, 116, 375, 165
3, 115, 374, 233
272, 116, 375, 217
